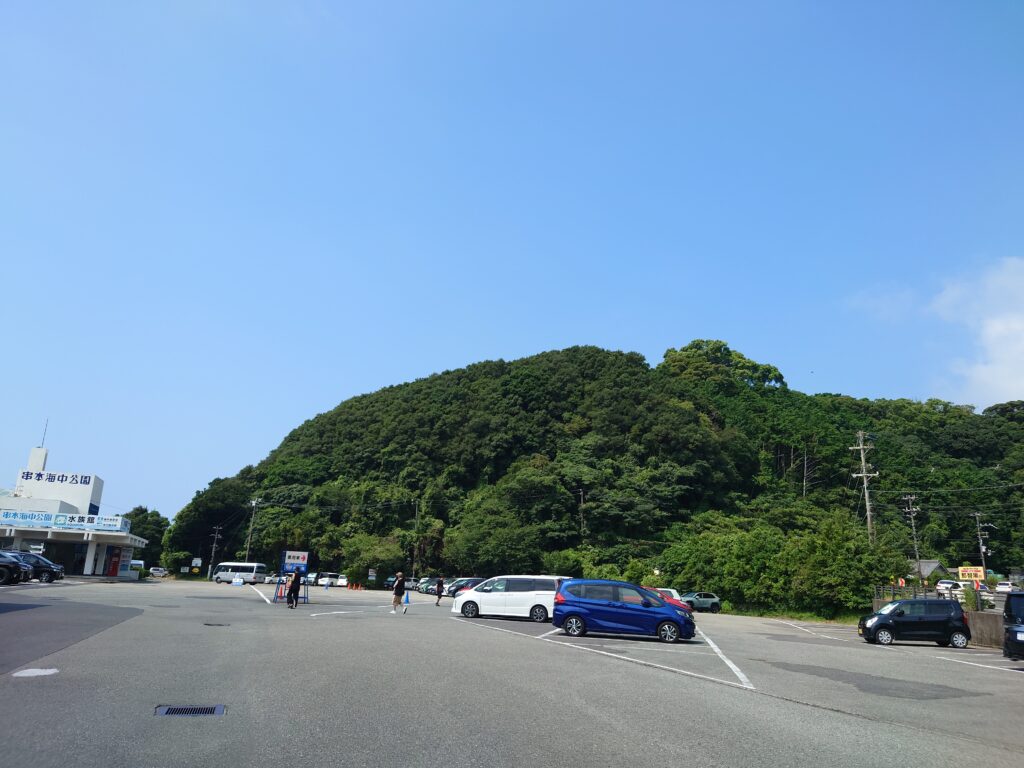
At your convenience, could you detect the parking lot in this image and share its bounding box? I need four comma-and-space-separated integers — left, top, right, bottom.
2, 579, 1022, 767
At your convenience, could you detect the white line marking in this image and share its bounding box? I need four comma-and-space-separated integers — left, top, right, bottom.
13, 668, 58, 677
451, 618, 755, 690
310, 610, 364, 618
933, 656, 1024, 674
770, 619, 816, 635
696, 627, 754, 689
538, 628, 562, 638
249, 585, 272, 605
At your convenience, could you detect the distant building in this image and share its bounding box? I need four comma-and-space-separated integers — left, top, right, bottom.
909, 559, 950, 582
0, 447, 147, 577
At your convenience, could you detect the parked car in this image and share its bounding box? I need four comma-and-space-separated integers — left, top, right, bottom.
404, 578, 419, 591
553, 579, 697, 643
941, 581, 996, 607
452, 575, 567, 622
384, 575, 397, 589
996, 581, 1017, 594
418, 577, 441, 594
3, 551, 63, 582
858, 599, 971, 647
0, 551, 34, 584
934, 579, 958, 595
679, 591, 722, 613
312, 572, 345, 587
1003, 591, 1024, 661
447, 577, 483, 596
645, 587, 692, 612
149, 566, 168, 578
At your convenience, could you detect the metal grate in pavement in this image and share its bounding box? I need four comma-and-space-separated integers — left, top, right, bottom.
154, 705, 225, 717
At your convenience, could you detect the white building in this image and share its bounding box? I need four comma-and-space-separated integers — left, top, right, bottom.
0, 447, 147, 577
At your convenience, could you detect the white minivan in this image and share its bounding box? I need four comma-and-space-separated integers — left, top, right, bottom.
452, 575, 567, 623
213, 562, 267, 584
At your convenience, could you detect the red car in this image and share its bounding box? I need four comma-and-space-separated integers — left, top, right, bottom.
644, 586, 693, 613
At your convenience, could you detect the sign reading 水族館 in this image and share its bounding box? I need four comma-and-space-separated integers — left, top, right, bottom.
0, 510, 129, 532
282, 551, 309, 574
958, 566, 985, 581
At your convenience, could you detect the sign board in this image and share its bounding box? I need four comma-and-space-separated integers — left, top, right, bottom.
0, 510, 128, 532
191, 567, 200, 574
180, 566, 189, 573
282, 550, 309, 574
958, 566, 984, 581
368, 568, 376, 582
191, 558, 202, 568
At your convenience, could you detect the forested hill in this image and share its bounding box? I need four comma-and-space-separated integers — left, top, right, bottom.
162, 341, 1024, 615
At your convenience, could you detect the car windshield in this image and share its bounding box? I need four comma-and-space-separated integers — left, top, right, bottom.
877, 602, 902, 615
681, 592, 697, 598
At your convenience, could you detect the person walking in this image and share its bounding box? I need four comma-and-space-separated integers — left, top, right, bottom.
435, 577, 445, 606
392, 571, 406, 614
286, 571, 302, 609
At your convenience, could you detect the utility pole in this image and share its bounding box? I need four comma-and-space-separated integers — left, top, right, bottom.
207, 525, 223, 580
850, 431, 879, 544
903, 495, 922, 584
413, 498, 420, 579
973, 511, 995, 578
578, 488, 587, 541
245, 498, 261, 561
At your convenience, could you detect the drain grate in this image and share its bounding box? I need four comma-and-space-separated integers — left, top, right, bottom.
203, 623, 230, 626
155, 705, 225, 717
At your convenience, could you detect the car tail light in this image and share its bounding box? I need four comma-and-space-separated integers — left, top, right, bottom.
554, 591, 566, 604
962, 612, 970, 626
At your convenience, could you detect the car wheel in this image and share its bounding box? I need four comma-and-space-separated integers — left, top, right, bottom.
949, 631, 969, 649
39, 572, 53, 583
0, 566, 10, 585
657, 622, 680, 643
564, 615, 586, 637
215, 577, 222, 583
875, 627, 895, 645
529, 605, 548, 623
710, 603, 721, 614
461, 601, 479, 618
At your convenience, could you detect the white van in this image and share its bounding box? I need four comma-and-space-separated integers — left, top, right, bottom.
213, 562, 268, 584
452, 575, 568, 623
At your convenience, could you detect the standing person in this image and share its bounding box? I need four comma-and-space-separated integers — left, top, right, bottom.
435, 577, 445, 606
286, 571, 302, 609
392, 571, 406, 614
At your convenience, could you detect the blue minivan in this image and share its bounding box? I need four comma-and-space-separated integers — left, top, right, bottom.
553, 579, 696, 643
1004, 591, 1024, 661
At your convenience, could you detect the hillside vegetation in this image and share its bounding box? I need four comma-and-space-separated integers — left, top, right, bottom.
162, 341, 1024, 616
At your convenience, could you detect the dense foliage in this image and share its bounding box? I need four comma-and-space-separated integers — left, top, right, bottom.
162, 342, 1024, 616
124, 506, 169, 567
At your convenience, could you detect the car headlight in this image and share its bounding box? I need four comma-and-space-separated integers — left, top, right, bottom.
865, 617, 878, 627
675, 610, 691, 619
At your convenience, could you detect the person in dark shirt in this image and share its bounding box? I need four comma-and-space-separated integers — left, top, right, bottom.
435, 577, 445, 606
392, 571, 406, 614
286, 571, 302, 609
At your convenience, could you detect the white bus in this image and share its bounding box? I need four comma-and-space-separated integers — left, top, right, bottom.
212, 562, 268, 584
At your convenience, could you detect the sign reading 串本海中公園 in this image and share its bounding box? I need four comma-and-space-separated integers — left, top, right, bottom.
282, 551, 309, 574
0, 510, 128, 531
19, 471, 92, 486
958, 566, 985, 581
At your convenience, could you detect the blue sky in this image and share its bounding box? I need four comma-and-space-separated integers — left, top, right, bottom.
2, 3, 1022, 520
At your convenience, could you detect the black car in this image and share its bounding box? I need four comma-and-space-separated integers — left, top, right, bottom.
858, 598, 971, 648
1004, 591, 1024, 661
0, 551, 34, 585
5, 551, 64, 583
446, 577, 483, 597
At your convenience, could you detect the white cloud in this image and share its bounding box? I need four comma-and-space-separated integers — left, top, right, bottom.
932, 257, 1024, 409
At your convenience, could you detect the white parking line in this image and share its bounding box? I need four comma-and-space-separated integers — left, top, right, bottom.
452, 618, 755, 691
538, 628, 562, 638
249, 585, 272, 605
310, 610, 364, 618
696, 627, 754, 688
933, 656, 1024, 674
12, 668, 59, 677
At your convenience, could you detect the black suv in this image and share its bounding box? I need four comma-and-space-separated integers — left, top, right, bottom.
4, 551, 64, 582
858, 599, 971, 648
0, 551, 35, 585
1004, 592, 1024, 661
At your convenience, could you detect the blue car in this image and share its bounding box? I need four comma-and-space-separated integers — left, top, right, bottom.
553, 579, 696, 643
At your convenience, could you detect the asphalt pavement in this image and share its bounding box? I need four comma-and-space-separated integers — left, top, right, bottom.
1, 579, 1022, 768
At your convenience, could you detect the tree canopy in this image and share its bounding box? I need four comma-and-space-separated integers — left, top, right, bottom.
162, 342, 1024, 615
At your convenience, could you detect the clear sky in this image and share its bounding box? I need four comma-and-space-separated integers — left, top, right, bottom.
2, 3, 1022, 520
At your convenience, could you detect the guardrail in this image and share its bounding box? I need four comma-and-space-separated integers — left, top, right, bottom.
873, 585, 1005, 613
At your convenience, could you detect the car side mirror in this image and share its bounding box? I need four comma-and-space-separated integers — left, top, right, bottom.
894, 609, 905, 617
641, 600, 652, 608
